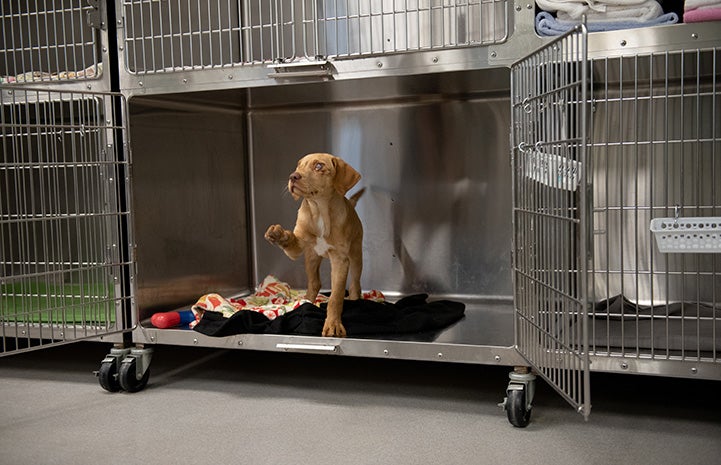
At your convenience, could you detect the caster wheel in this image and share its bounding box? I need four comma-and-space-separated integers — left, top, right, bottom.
118, 357, 150, 393
98, 360, 121, 393
506, 388, 532, 428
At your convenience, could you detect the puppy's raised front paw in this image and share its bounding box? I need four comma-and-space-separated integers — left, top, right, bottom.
322, 318, 347, 338
264, 224, 291, 246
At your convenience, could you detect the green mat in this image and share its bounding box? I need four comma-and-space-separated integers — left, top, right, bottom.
1, 281, 118, 326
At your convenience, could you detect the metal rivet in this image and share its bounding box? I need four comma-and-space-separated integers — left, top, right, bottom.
620, 362, 628, 369
515, 5, 521, 11
193, 338, 198, 345
494, 355, 501, 362
138, 81, 144, 87
437, 353, 443, 359
527, 3, 533, 8
238, 340, 243, 346
228, 75, 233, 80
620, 40, 627, 47
691, 33, 699, 40
383, 349, 389, 355
691, 367, 698, 374
490, 51, 497, 58
432, 56, 438, 63
377, 62, 383, 68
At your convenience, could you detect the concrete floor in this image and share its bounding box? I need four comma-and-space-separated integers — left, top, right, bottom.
1, 341, 720, 465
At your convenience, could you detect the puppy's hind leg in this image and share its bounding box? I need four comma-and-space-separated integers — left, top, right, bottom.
304, 252, 322, 303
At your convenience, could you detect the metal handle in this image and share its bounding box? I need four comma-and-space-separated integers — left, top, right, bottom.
276, 343, 338, 353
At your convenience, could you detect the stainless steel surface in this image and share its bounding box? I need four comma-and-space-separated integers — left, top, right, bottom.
1, 86, 131, 355
115, 0, 510, 96
128, 93, 253, 320
128, 69, 517, 363
511, 26, 591, 419
250, 70, 513, 299
0, 1, 109, 92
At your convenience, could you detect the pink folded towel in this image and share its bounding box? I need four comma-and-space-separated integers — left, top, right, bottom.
684, 6, 721, 21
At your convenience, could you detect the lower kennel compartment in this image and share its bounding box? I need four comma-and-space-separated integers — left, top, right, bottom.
128, 68, 521, 362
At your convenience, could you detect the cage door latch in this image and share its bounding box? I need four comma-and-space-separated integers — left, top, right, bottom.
86, 0, 106, 30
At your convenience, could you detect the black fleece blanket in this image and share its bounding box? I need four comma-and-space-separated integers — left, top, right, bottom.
193, 294, 465, 338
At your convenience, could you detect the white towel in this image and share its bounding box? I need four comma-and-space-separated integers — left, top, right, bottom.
684, 0, 721, 10
536, 0, 664, 21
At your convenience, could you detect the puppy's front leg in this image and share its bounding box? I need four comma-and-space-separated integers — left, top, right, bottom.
304, 252, 322, 302
323, 253, 349, 338
264, 224, 303, 260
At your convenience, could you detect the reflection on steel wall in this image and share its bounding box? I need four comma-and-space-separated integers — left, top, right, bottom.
250, 70, 513, 297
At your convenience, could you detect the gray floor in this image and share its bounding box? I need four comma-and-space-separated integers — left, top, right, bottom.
1, 342, 720, 465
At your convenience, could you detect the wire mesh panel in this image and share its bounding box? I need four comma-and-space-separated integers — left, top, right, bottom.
0, 87, 131, 355
587, 48, 721, 366
1, 1, 103, 84
121, 0, 296, 74
511, 25, 591, 418
303, 0, 509, 59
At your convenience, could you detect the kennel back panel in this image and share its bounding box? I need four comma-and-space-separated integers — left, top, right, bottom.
1, 1, 105, 85
120, 0, 509, 74
248, 69, 513, 300
588, 48, 721, 362
0, 87, 132, 355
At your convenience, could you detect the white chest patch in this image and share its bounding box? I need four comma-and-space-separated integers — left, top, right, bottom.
313, 217, 332, 256
314, 237, 331, 256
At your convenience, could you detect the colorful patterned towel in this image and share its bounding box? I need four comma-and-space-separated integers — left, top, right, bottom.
190, 275, 385, 328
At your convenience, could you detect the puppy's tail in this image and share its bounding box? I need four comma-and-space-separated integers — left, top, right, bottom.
348, 187, 366, 207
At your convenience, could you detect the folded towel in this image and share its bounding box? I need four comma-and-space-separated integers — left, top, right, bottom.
684, 0, 721, 11
684, 5, 721, 21
535, 10, 679, 36
536, 0, 664, 20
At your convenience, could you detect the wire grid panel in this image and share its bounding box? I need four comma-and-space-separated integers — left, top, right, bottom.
0, 87, 132, 355
303, 0, 509, 59
587, 48, 721, 364
122, 0, 297, 74
1, 1, 103, 84
511, 26, 590, 417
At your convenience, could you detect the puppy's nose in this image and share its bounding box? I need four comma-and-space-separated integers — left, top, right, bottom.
289, 172, 301, 182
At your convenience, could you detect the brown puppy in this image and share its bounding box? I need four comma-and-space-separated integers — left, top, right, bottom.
265, 153, 364, 337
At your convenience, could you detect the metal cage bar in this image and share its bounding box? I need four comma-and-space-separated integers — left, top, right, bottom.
121, 0, 297, 74
1, 1, 103, 84
511, 25, 591, 418
303, 0, 509, 59
587, 47, 721, 366
0, 86, 132, 355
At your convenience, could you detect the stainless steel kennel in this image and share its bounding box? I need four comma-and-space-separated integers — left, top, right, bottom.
2, 1, 720, 427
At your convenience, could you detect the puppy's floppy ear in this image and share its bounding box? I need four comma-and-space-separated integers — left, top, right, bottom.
332, 156, 361, 195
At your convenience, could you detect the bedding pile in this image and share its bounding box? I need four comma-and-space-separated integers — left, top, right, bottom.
535, 0, 678, 36
190, 275, 466, 338
0, 63, 102, 84
684, 0, 721, 22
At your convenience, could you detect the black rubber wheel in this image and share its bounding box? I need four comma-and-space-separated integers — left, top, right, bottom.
118, 357, 150, 393
506, 388, 532, 428
98, 360, 121, 393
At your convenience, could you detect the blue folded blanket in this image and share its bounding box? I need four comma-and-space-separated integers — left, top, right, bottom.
535, 11, 679, 37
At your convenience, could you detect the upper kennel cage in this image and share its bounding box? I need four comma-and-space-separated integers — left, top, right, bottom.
0, 1, 110, 91
120, 0, 509, 72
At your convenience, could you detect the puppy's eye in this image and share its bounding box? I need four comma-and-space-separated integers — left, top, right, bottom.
314, 162, 324, 171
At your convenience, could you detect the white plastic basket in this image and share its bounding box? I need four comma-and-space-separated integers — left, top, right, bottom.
650, 217, 721, 253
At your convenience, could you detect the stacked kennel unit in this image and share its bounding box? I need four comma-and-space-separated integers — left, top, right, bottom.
0, 1, 131, 355
2, 1, 720, 426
